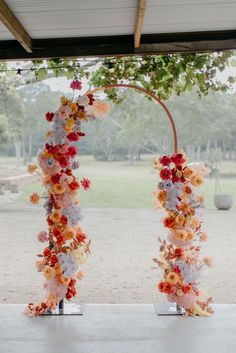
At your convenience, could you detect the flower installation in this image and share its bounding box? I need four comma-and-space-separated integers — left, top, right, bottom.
153, 153, 213, 316
25, 80, 110, 316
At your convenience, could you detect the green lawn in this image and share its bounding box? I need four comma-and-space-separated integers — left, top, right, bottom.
17, 155, 236, 209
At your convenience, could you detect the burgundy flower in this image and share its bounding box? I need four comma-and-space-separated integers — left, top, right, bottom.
171, 153, 186, 165
160, 168, 172, 180
87, 93, 95, 105
66, 146, 77, 158
51, 174, 61, 184
45, 112, 54, 122
58, 156, 70, 168
67, 132, 80, 142
159, 155, 171, 166
70, 79, 82, 90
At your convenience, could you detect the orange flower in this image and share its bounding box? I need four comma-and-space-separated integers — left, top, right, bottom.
183, 167, 193, 179
157, 190, 167, 203
53, 183, 65, 194
59, 275, 70, 286
186, 229, 194, 241
182, 284, 192, 293
174, 248, 185, 258
166, 272, 179, 284
174, 229, 187, 241
63, 228, 76, 241
163, 282, 174, 294
43, 266, 56, 280
50, 211, 61, 223
190, 174, 203, 187
27, 163, 37, 174
181, 202, 192, 215
30, 193, 40, 204
182, 185, 192, 198
54, 263, 62, 275
68, 102, 78, 114
175, 215, 185, 227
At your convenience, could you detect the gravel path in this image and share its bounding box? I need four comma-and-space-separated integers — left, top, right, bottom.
0, 203, 235, 304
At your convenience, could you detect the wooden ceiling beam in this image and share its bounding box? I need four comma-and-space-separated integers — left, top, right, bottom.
134, 0, 147, 48
0, 0, 32, 53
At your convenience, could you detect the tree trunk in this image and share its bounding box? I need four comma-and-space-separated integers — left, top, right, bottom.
28, 134, 32, 160
14, 139, 21, 168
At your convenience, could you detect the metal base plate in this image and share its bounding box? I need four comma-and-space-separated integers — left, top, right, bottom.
154, 303, 185, 316
43, 304, 84, 316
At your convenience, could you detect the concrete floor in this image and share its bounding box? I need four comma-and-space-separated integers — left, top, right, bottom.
0, 304, 235, 353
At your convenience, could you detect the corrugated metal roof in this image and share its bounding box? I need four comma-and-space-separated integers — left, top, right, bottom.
0, 0, 235, 40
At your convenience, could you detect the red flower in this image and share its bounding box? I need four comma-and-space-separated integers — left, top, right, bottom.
182, 285, 192, 294
69, 279, 76, 288
47, 145, 58, 154
163, 282, 174, 294
159, 155, 172, 166
160, 168, 172, 180
67, 132, 80, 142
69, 180, 80, 191
171, 153, 186, 166
47, 216, 54, 226
158, 281, 166, 293
45, 112, 54, 122
50, 253, 58, 265
51, 174, 61, 184
172, 265, 180, 274
174, 248, 185, 258
163, 217, 175, 228
43, 247, 51, 258
60, 215, 68, 225
66, 146, 77, 158
58, 156, 70, 168
52, 226, 62, 238
70, 79, 82, 90
76, 232, 87, 243
81, 178, 90, 190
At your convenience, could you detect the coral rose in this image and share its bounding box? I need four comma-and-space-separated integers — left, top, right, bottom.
30, 193, 40, 204
163, 282, 174, 294
175, 215, 185, 227
158, 281, 166, 293
157, 190, 167, 203
63, 228, 76, 240
182, 284, 192, 294
50, 211, 61, 223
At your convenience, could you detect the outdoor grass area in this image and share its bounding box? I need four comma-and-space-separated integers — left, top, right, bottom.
16, 155, 236, 209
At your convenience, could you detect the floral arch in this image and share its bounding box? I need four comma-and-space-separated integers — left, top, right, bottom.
26, 81, 213, 317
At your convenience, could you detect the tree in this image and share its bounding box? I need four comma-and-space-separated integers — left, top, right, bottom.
0, 115, 10, 150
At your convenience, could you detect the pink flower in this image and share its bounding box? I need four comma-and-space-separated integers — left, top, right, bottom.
81, 178, 91, 190
37, 231, 48, 243
70, 79, 82, 90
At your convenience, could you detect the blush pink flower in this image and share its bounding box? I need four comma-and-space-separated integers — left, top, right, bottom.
37, 231, 48, 243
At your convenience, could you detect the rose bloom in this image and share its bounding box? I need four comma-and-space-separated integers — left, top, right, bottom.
182, 284, 192, 294
28, 163, 37, 174
30, 193, 40, 204
182, 185, 192, 196
67, 132, 80, 142
174, 248, 185, 258
76, 232, 87, 243
50, 211, 61, 223
81, 178, 91, 190
49, 253, 58, 265
58, 156, 70, 168
166, 271, 179, 285
43, 266, 56, 280
163, 217, 175, 228
186, 229, 194, 241
174, 229, 187, 241
69, 180, 80, 191
160, 168, 172, 180
157, 190, 167, 203
190, 174, 203, 187
158, 281, 166, 293
43, 247, 51, 257
183, 167, 194, 179
52, 226, 62, 238
159, 155, 172, 166
66, 146, 77, 158
175, 215, 185, 227
53, 183, 65, 194
63, 228, 76, 240
60, 215, 68, 225
171, 153, 186, 165
163, 282, 174, 294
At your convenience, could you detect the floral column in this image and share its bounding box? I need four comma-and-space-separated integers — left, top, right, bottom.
153, 153, 213, 316
26, 81, 109, 316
